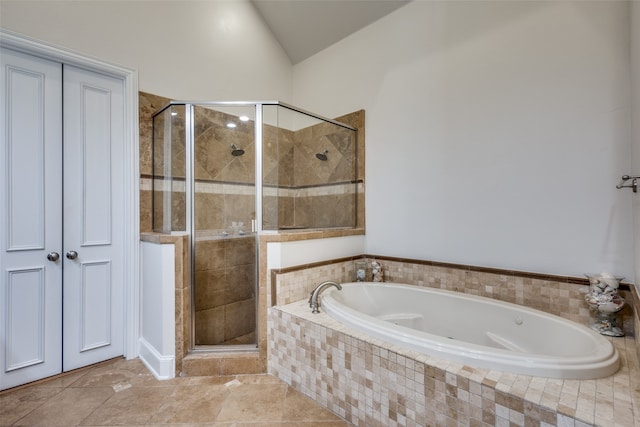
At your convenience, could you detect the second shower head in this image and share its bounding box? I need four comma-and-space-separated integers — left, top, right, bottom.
316, 149, 328, 161
231, 144, 245, 156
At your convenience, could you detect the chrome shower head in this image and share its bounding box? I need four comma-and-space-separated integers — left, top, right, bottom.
316, 149, 328, 161
231, 144, 245, 156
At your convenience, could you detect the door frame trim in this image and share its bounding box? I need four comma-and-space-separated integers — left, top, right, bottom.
0, 29, 141, 360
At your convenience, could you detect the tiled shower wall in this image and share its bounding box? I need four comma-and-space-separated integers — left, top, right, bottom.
287, 118, 359, 229
139, 92, 366, 374
139, 91, 363, 348
194, 235, 256, 345
268, 256, 639, 427
139, 92, 363, 234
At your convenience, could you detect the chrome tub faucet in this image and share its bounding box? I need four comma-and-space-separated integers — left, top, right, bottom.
308, 281, 342, 314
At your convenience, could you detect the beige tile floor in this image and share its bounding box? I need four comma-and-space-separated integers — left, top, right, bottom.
0, 358, 351, 427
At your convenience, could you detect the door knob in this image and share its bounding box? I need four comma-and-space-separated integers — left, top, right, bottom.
47, 252, 60, 262
66, 250, 78, 260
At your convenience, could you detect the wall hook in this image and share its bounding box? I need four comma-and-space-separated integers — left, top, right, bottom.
616, 175, 638, 193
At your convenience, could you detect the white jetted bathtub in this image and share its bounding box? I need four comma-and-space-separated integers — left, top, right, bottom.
320, 282, 619, 379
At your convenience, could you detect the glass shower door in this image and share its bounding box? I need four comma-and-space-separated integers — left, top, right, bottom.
191, 104, 257, 348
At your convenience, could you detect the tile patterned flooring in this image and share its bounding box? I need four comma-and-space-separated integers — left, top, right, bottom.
0, 358, 351, 427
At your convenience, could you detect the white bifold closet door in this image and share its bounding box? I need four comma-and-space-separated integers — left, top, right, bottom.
1, 47, 125, 390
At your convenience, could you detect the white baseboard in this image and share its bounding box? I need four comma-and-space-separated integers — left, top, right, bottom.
138, 337, 175, 380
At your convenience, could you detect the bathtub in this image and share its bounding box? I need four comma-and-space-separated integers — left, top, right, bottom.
320, 282, 619, 379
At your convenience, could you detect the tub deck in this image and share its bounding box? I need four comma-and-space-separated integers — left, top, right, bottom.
269, 299, 640, 427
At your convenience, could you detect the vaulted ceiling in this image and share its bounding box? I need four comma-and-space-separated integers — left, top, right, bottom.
251, 0, 411, 64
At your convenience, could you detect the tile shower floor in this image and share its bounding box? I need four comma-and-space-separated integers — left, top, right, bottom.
0, 358, 351, 427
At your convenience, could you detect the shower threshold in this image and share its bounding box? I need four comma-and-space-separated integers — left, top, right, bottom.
191, 344, 259, 353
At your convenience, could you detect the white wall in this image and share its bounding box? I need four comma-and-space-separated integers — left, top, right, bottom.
267, 235, 365, 270
293, 0, 635, 279
0, 0, 292, 101
2, 0, 635, 280
139, 241, 175, 380
632, 1, 640, 288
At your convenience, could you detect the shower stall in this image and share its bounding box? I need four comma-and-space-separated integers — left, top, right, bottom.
151, 102, 358, 350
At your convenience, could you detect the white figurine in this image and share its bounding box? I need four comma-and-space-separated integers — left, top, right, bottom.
371, 260, 384, 282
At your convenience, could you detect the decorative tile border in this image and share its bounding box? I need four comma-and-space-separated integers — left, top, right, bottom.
142, 175, 363, 197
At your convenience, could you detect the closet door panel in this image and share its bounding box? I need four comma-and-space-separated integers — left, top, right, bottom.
5, 66, 46, 249
0, 48, 63, 390
79, 85, 112, 245
62, 65, 125, 371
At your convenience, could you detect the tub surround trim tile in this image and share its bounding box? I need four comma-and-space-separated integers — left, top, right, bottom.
363, 254, 634, 290
270, 255, 365, 307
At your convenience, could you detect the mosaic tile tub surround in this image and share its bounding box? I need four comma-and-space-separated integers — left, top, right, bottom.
268, 256, 639, 426
269, 303, 638, 427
